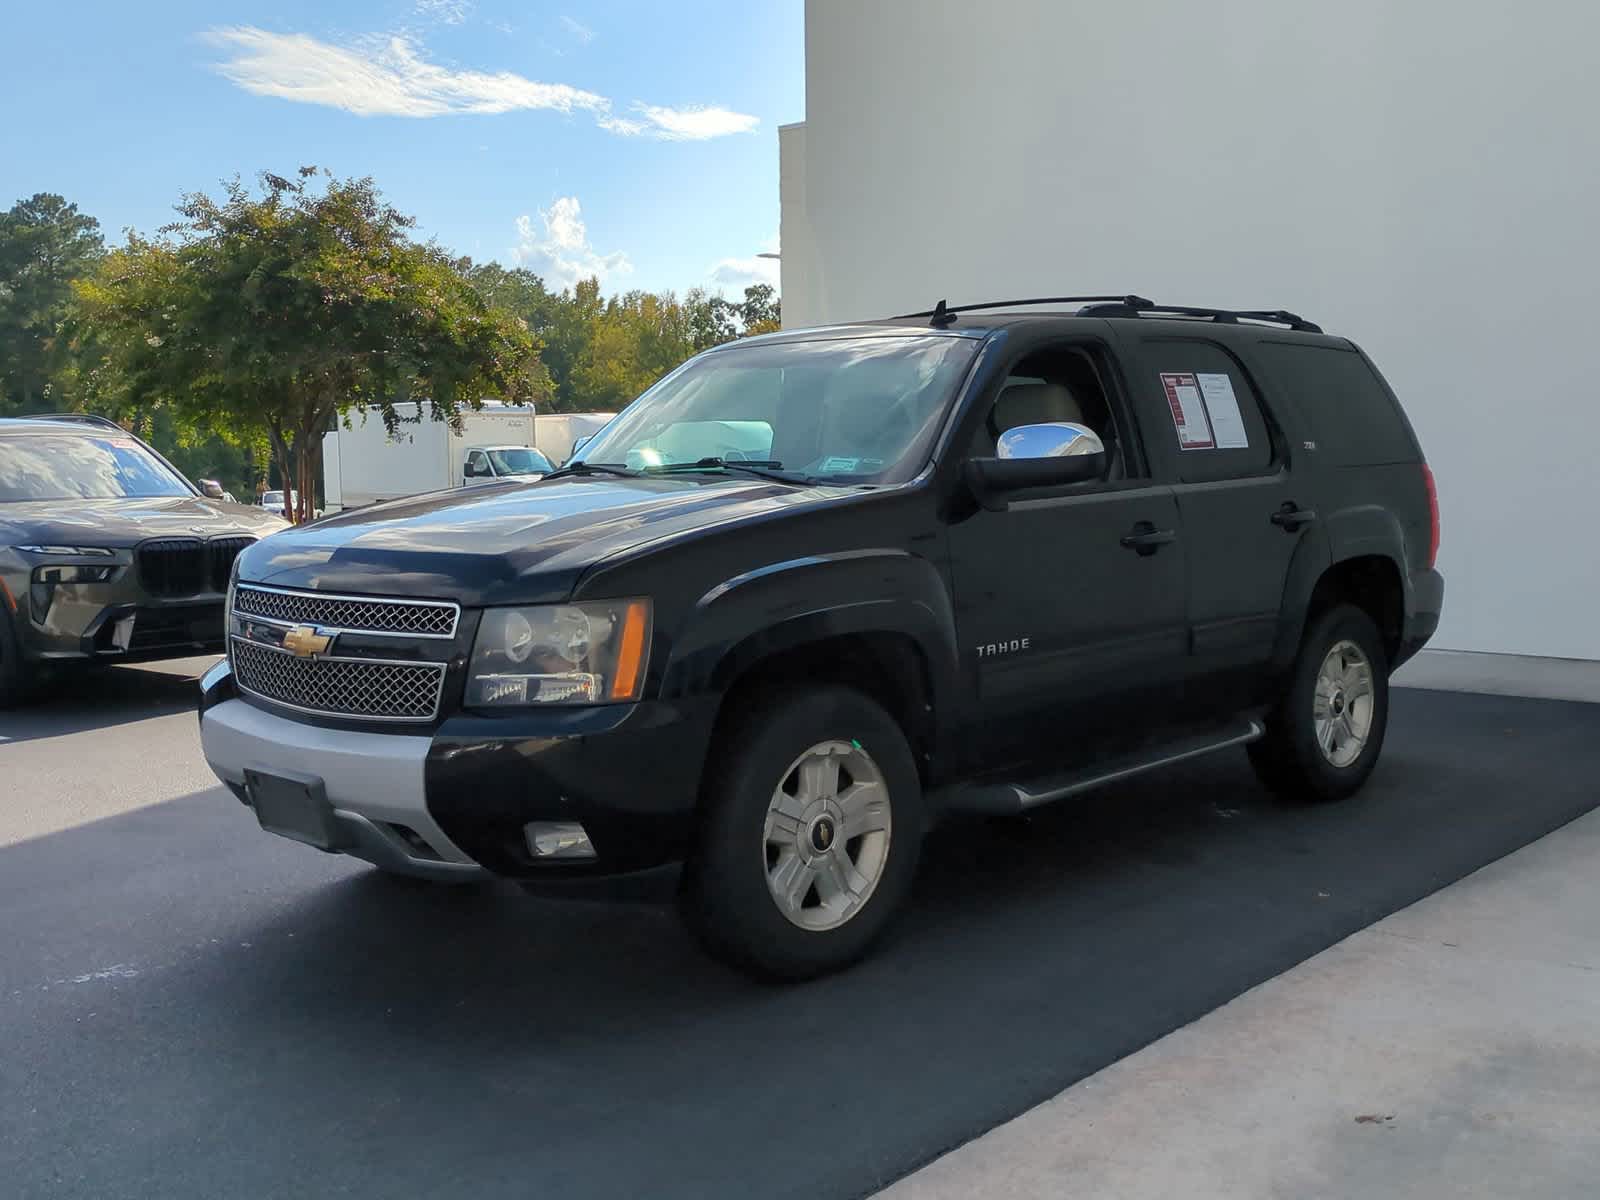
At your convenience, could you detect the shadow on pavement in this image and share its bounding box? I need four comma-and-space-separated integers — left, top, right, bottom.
3, 690, 1597, 1200
0, 656, 210, 742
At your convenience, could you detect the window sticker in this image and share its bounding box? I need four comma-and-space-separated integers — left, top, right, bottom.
1196, 373, 1249, 449
818, 456, 861, 473
1159, 372, 1214, 450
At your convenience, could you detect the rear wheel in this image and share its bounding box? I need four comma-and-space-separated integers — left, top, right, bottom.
1249, 603, 1389, 803
681, 685, 923, 980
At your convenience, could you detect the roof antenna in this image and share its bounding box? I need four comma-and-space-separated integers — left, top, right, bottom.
928, 299, 957, 329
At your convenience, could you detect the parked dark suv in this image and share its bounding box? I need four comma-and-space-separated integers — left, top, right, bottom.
0, 414, 287, 705
198, 297, 1443, 979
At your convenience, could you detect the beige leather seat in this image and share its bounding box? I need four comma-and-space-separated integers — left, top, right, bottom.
991, 383, 1085, 433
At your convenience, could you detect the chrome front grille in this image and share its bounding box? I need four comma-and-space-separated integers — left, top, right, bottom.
230, 637, 445, 721
232, 584, 459, 637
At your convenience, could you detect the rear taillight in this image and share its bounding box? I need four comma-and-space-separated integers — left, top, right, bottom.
1422, 463, 1440, 570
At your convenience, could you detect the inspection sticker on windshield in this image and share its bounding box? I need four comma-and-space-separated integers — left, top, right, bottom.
1160, 372, 1215, 450
818, 456, 861, 474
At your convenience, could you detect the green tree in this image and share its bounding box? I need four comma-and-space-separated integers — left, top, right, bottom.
737, 283, 781, 335
0, 193, 105, 413
76, 169, 548, 521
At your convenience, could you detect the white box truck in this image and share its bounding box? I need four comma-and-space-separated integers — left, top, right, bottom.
533, 412, 615, 466
322, 402, 544, 512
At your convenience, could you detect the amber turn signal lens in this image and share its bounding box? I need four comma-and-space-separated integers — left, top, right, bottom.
608, 600, 651, 700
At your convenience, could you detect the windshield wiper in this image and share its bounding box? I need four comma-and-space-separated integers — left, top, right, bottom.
541, 461, 641, 481
644, 458, 812, 485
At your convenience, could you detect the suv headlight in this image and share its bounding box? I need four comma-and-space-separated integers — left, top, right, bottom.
466, 599, 652, 707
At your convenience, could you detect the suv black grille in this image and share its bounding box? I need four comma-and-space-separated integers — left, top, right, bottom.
230, 637, 445, 721
138, 537, 256, 597
232, 585, 459, 637
207, 537, 256, 592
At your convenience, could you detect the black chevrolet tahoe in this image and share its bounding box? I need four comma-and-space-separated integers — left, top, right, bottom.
198, 296, 1443, 979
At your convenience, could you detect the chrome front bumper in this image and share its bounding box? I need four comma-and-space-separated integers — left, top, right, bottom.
200, 698, 487, 882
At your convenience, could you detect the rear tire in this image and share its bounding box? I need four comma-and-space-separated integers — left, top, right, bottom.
1249, 603, 1389, 803
681, 685, 923, 981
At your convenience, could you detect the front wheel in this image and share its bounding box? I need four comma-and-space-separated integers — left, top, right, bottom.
1249, 603, 1390, 803
681, 685, 923, 980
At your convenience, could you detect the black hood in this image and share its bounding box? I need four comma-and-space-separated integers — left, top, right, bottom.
0, 496, 288, 548
236, 475, 859, 605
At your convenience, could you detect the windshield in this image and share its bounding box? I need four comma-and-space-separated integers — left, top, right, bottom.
572, 334, 977, 484
0, 433, 192, 502
487, 447, 553, 475
260, 491, 285, 506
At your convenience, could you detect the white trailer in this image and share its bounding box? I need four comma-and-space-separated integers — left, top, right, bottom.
322, 402, 541, 511
533, 412, 615, 466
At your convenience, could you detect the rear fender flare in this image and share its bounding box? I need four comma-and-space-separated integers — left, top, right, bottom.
1271, 505, 1407, 671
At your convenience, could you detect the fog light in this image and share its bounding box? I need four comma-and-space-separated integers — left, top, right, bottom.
524, 821, 595, 860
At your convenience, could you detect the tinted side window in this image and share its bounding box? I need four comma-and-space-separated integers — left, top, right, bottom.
1254, 342, 1419, 467
1139, 340, 1274, 483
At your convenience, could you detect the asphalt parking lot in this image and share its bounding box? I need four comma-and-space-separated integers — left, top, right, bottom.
3, 662, 1597, 1200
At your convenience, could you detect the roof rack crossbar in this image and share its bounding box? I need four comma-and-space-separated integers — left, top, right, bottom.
31, 413, 126, 430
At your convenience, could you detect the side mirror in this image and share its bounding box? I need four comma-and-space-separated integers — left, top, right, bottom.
199, 479, 225, 500
963, 422, 1107, 512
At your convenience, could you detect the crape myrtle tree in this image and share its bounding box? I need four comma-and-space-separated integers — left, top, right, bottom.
75, 168, 548, 522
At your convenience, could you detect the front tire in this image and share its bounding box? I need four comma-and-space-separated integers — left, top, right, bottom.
1249, 603, 1389, 803
681, 685, 923, 980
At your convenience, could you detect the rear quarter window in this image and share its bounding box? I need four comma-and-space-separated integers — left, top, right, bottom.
1254, 342, 1420, 467
1134, 339, 1276, 483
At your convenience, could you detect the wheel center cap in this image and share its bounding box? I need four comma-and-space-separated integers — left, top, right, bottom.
1332, 691, 1346, 715
810, 816, 837, 853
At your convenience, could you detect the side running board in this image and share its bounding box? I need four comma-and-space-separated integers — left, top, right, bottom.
938, 719, 1265, 817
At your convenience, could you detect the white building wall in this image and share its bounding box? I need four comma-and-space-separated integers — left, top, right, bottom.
783, 0, 1600, 660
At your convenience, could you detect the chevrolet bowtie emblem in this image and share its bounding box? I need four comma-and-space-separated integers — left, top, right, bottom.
282, 625, 333, 658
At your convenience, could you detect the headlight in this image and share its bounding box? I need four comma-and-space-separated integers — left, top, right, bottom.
466, 599, 652, 707
19, 545, 115, 556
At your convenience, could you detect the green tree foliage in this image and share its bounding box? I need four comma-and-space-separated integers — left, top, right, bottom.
463, 269, 776, 414
3, 179, 781, 510
75, 170, 547, 521
0, 193, 105, 413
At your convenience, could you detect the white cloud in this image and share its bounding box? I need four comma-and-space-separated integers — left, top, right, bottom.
203, 27, 608, 118
605, 103, 760, 141
415, 0, 471, 25
709, 231, 780, 290
513, 197, 631, 290
203, 27, 760, 140
559, 15, 595, 44
709, 255, 780, 290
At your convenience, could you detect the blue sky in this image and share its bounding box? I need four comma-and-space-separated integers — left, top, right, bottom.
0, 0, 802, 297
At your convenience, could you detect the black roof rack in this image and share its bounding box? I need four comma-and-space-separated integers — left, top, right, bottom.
25, 413, 127, 431
898, 295, 1153, 326
1075, 299, 1322, 333
896, 295, 1321, 334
